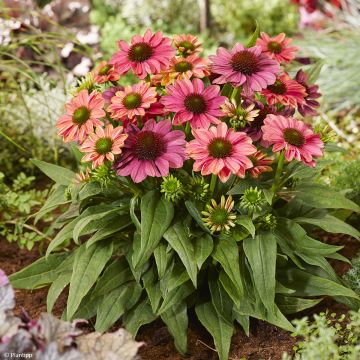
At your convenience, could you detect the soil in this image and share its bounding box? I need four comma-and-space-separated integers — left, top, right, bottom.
0, 234, 359, 360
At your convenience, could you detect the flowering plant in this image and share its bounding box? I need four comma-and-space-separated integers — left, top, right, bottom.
10, 28, 360, 360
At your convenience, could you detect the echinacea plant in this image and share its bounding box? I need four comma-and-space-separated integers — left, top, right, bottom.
10, 27, 360, 360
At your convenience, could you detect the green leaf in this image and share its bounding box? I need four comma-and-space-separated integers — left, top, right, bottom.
237, 216, 255, 238
95, 282, 142, 332
47, 272, 71, 313
154, 243, 173, 279
10, 253, 68, 289
227, 178, 254, 195
195, 302, 233, 360
86, 216, 132, 247
161, 302, 188, 355
212, 238, 243, 299
278, 268, 359, 299
91, 257, 133, 299
209, 278, 233, 321
243, 232, 277, 311
232, 308, 249, 336
46, 219, 77, 255
67, 241, 113, 320
164, 221, 198, 287
35, 185, 69, 224
31, 159, 75, 185
307, 59, 324, 83
143, 266, 162, 313
219, 271, 241, 308
276, 295, 322, 314
132, 191, 174, 269
158, 281, 194, 315
293, 184, 360, 212
185, 201, 211, 233
130, 196, 141, 231
194, 234, 213, 270
70, 143, 84, 162
246, 20, 260, 47
295, 215, 360, 240
220, 83, 233, 97
123, 300, 157, 336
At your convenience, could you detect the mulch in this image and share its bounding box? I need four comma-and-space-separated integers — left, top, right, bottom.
0, 233, 358, 360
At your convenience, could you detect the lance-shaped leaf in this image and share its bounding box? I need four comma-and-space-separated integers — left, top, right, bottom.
67, 241, 113, 320
194, 234, 213, 270
164, 221, 197, 287
31, 159, 75, 185
132, 191, 174, 269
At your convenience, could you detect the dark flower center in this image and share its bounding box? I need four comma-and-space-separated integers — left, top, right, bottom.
123, 93, 142, 109
231, 50, 259, 75
174, 60, 193, 73
128, 42, 154, 63
208, 138, 233, 158
72, 106, 90, 125
134, 131, 166, 160
184, 94, 207, 114
95, 138, 113, 154
267, 41, 282, 54
283, 128, 305, 147
267, 80, 287, 95
98, 64, 113, 76
179, 40, 195, 52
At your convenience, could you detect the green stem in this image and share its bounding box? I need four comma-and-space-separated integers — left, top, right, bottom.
271, 151, 285, 199
231, 87, 240, 101
209, 174, 217, 197
185, 122, 191, 139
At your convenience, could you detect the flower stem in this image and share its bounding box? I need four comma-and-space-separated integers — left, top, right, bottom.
185, 122, 191, 139
209, 174, 217, 197
271, 151, 285, 200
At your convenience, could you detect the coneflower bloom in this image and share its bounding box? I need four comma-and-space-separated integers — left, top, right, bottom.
110, 29, 175, 79
108, 82, 157, 122
186, 122, 256, 183
256, 32, 298, 63
161, 78, 226, 129
173, 34, 202, 56
262, 115, 324, 167
156, 54, 210, 85
295, 70, 321, 116
262, 73, 307, 108
209, 44, 279, 95
114, 119, 188, 183
248, 151, 273, 178
93, 61, 120, 84
56, 90, 105, 143
202, 195, 236, 233
243, 102, 294, 144
80, 124, 128, 168
221, 98, 259, 130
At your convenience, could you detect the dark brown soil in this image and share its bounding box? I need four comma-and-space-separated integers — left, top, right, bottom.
0, 234, 358, 360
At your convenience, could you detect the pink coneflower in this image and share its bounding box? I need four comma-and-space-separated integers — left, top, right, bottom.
108, 82, 157, 122
110, 29, 175, 79
295, 70, 321, 116
56, 90, 105, 143
209, 44, 279, 95
262, 115, 324, 167
256, 32, 298, 64
93, 61, 121, 84
243, 102, 294, 144
186, 122, 256, 183
0, 269, 8, 286
115, 119, 188, 183
262, 73, 307, 108
248, 151, 273, 178
80, 124, 128, 168
102, 86, 124, 105
173, 34, 202, 56
161, 78, 226, 129
156, 55, 210, 86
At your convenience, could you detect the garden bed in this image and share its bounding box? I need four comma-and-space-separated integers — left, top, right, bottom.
2, 233, 358, 360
